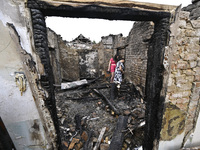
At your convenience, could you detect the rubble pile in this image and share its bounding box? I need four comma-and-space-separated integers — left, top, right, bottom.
55, 76, 146, 150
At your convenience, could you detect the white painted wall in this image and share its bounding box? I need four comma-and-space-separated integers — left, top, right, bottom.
0, 0, 51, 149
158, 133, 185, 150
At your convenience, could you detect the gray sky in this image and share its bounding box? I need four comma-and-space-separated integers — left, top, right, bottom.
46, 0, 191, 42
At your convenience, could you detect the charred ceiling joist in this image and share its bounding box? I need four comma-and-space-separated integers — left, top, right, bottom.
27, 0, 176, 149
27, 0, 172, 21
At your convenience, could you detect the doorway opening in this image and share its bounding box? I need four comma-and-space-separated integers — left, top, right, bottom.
28, 0, 172, 149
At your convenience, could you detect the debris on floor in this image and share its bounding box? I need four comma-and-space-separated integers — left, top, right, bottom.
55, 75, 145, 150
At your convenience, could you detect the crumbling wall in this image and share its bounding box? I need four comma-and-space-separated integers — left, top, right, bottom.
47, 31, 127, 80
101, 34, 123, 49
59, 39, 80, 81
79, 49, 99, 79
125, 21, 154, 96
97, 43, 113, 75
0, 0, 57, 149
48, 28, 62, 84
47, 29, 80, 81
158, 2, 200, 149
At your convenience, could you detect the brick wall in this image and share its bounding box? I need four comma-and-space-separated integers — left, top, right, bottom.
125, 21, 154, 96
160, 5, 200, 145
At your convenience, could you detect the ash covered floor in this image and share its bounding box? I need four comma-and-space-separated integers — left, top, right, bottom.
55, 76, 145, 150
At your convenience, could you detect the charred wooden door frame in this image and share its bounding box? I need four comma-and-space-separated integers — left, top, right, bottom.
27, 0, 172, 149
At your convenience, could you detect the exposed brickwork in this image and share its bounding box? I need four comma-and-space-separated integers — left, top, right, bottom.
125, 21, 154, 95
165, 8, 200, 143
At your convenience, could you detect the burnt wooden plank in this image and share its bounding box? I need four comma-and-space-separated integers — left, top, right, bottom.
108, 115, 128, 150
93, 89, 120, 115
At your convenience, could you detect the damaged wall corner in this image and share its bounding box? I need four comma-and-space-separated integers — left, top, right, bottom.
0, 0, 58, 149
158, 2, 200, 149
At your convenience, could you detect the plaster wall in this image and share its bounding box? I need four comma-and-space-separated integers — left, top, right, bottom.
0, 0, 56, 149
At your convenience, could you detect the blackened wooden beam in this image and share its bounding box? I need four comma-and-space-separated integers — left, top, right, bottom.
93, 89, 120, 115
27, 0, 172, 21
108, 115, 128, 150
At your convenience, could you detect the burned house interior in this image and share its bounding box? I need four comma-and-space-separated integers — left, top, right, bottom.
1, 0, 200, 150
27, 0, 172, 149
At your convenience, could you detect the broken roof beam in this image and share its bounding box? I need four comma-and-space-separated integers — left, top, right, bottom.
28, 0, 177, 21
41, 0, 177, 11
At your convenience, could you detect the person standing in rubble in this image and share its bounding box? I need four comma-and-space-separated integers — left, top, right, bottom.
107, 54, 118, 83
114, 57, 125, 86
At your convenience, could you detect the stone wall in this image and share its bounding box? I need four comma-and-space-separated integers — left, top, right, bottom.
125, 21, 154, 96
159, 2, 200, 148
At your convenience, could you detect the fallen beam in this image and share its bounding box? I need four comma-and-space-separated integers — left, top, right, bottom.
61, 75, 105, 90
93, 89, 120, 115
61, 79, 88, 89
108, 115, 128, 150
